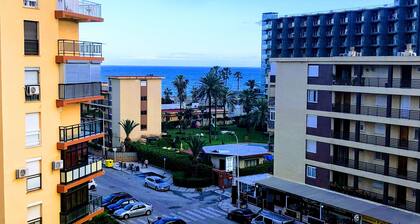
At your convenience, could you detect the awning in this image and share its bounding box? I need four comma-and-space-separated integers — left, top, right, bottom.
257, 177, 420, 224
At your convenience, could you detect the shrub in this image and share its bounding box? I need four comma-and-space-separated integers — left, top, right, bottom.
239, 161, 273, 176
172, 171, 212, 188
88, 212, 118, 224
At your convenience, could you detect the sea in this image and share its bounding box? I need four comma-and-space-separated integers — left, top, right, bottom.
100, 66, 262, 94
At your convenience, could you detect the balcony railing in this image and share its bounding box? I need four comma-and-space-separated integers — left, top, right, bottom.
60, 195, 102, 224
333, 77, 420, 89
57, 0, 102, 18
59, 120, 102, 142
61, 160, 102, 184
25, 40, 39, 55
332, 158, 417, 181
330, 183, 383, 203
59, 82, 101, 100
58, 40, 102, 57
332, 104, 420, 121
332, 131, 419, 151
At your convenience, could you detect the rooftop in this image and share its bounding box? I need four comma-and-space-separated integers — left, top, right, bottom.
238, 173, 272, 186
108, 75, 164, 80
257, 177, 420, 224
270, 56, 420, 65
202, 143, 269, 157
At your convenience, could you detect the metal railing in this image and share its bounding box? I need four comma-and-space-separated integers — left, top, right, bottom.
332, 104, 420, 121
333, 77, 420, 89
329, 183, 384, 203
332, 158, 417, 181
59, 82, 101, 100
60, 160, 102, 184
59, 120, 102, 142
57, 39, 102, 57
27, 174, 42, 192
57, 0, 102, 18
332, 131, 419, 151
28, 218, 42, 224
60, 195, 102, 224
25, 40, 39, 55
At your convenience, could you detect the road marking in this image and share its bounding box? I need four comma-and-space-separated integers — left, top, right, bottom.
207, 207, 227, 215
194, 208, 219, 218
175, 212, 196, 222
183, 210, 204, 220
199, 207, 223, 216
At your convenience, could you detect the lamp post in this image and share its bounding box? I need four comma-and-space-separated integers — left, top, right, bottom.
319, 204, 324, 220
221, 130, 240, 208
163, 157, 166, 174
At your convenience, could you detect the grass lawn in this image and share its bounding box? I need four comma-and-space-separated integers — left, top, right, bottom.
166, 125, 268, 146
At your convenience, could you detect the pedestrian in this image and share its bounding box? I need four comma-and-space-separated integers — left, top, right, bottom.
144, 159, 149, 168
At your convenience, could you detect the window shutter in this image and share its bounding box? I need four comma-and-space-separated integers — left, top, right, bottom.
306, 140, 317, 153
26, 160, 40, 176
25, 113, 40, 132
25, 70, 39, 85
308, 65, 319, 77
306, 115, 317, 128
27, 204, 41, 221
24, 21, 38, 40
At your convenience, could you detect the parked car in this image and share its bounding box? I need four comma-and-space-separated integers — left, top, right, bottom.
144, 176, 171, 191
102, 192, 132, 207
251, 210, 294, 224
88, 179, 97, 190
227, 208, 257, 224
114, 202, 153, 220
151, 217, 187, 224
106, 198, 137, 213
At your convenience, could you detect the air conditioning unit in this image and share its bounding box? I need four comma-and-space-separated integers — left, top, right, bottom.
52, 160, 64, 170
16, 168, 28, 179
26, 85, 40, 96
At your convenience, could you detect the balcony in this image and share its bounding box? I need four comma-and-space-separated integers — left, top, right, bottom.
57, 82, 103, 107
56, 40, 103, 63
332, 158, 417, 181
55, 0, 103, 22
332, 131, 419, 151
57, 120, 103, 149
332, 104, 420, 121
333, 77, 420, 89
58, 160, 104, 193
60, 195, 103, 224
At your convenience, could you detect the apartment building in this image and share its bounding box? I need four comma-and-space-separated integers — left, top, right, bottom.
263, 0, 419, 135
0, 0, 105, 223
255, 56, 420, 223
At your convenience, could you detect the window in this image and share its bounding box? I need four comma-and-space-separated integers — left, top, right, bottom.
269, 110, 275, 121
25, 113, 40, 147
374, 123, 385, 136
244, 159, 259, 168
26, 159, 41, 192
25, 68, 40, 101
415, 128, 419, 140
141, 96, 147, 101
360, 122, 365, 132
141, 110, 147, 115
24, 21, 39, 55
375, 152, 384, 160
307, 90, 318, 103
306, 140, 317, 153
375, 95, 387, 107
27, 203, 41, 224
308, 65, 319, 77
141, 125, 147, 130
306, 115, 317, 128
306, 166, 316, 178
372, 181, 383, 190
24, 0, 38, 8
140, 80, 147, 86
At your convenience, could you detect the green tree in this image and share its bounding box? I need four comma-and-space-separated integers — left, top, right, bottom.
118, 119, 139, 151
246, 79, 257, 92
187, 136, 205, 176
162, 87, 173, 104
239, 89, 257, 133
220, 87, 237, 127
250, 99, 269, 130
172, 75, 189, 133
195, 68, 224, 143
220, 67, 231, 86
233, 72, 243, 91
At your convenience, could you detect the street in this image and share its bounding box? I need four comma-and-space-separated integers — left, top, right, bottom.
95, 167, 236, 224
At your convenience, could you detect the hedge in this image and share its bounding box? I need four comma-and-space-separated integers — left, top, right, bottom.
172, 171, 212, 188
239, 161, 273, 176
88, 212, 118, 224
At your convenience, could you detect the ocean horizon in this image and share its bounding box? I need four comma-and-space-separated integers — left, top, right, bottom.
101, 65, 263, 94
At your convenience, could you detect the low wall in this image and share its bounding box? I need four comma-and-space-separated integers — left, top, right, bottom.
106, 152, 138, 162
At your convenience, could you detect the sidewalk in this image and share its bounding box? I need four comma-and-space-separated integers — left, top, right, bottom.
217, 198, 261, 214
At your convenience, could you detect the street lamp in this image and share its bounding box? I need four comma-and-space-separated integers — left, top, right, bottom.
221, 130, 240, 208
319, 204, 324, 220
163, 157, 167, 174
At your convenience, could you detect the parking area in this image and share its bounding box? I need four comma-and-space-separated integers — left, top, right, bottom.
95, 167, 235, 224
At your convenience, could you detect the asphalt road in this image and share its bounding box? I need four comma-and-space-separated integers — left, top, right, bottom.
95, 168, 236, 224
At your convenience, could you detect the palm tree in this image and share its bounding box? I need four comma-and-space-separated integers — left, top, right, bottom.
239, 89, 256, 132
220, 67, 231, 86
233, 72, 243, 91
118, 119, 139, 151
162, 87, 173, 104
220, 87, 237, 127
250, 99, 269, 130
187, 136, 205, 177
172, 75, 189, 133
195, 69, 224, 143
246, 79, 257, 92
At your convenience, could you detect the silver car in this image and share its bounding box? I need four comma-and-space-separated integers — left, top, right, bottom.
144, 176, 171, 191
114, 202, 153, 220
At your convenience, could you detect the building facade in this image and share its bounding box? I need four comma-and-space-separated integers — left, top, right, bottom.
0, 0, 105, 223
262, 55, 420, 223
263, 0, 420, 135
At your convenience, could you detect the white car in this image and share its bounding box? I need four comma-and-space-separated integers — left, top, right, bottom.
144, 176, 171, 191
114, 202, 153, 219
88, 179, 97, 190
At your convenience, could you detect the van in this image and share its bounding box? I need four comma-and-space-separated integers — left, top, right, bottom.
251, 210, 295, 224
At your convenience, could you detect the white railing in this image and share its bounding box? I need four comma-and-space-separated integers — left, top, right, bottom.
60, 160, 102, 184
57, 0, 101, 18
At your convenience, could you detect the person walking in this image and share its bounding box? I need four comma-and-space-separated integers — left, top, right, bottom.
144, 159, 149, 168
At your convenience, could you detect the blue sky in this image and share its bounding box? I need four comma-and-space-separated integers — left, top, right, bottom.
80, 0, 393, 67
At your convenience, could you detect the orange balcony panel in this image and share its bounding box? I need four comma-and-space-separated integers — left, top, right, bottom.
56, 95, 104, 107
55, 10, 104, 23
74, 208, 104, 224
56, 55, 104, 64
57, 133, 104, 150
57, 170, 104, 193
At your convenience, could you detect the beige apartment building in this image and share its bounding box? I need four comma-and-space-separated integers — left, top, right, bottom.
255, 56, 420, 223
